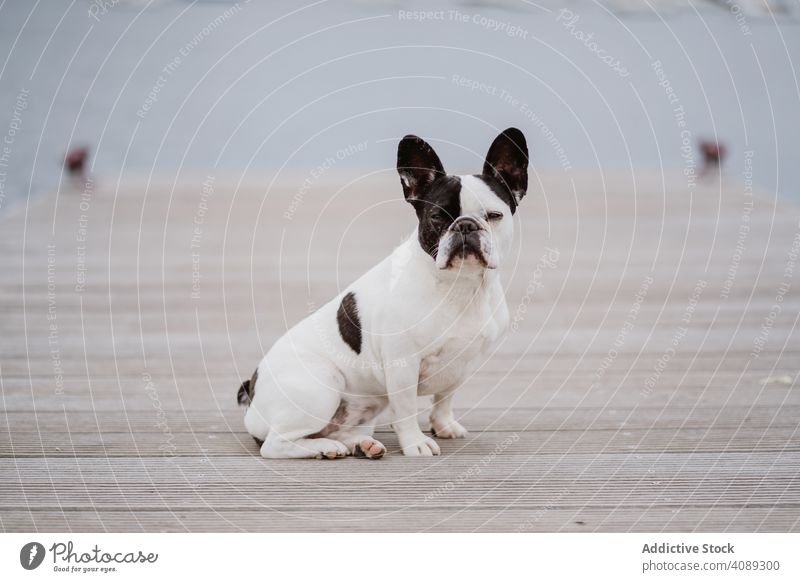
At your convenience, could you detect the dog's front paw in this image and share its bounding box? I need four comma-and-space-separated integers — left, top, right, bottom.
400, 434, 441, 457
308, 438, 349, 460
431, 420, 468, 439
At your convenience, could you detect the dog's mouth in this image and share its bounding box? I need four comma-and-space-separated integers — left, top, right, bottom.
448, 236, 487, 266
439, 232, 494, 270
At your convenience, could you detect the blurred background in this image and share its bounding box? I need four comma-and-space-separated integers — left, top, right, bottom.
0, 0, 799, 211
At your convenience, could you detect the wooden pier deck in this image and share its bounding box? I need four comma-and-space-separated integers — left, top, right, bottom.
1, 170, 798, 532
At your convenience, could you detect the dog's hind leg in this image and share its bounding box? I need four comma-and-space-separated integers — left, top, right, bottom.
260, 434, 349, 459
326, 399, 388, 459
251, 360, 351, 459
339, 432, 386, 459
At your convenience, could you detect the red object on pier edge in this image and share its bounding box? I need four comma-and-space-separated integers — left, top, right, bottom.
699, 140, 726, 166
65, 147, 89, 175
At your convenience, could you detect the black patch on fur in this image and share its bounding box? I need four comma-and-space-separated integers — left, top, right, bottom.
337, 292, 362, 354
236, 368, 258, 406
413, 175, 462, 260
396, 135, 460, 260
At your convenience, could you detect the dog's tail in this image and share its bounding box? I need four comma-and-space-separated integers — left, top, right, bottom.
237, 368, 258, 407
237, 380, 251, 406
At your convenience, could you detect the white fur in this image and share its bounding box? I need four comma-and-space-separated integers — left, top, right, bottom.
244, 175, 512, 458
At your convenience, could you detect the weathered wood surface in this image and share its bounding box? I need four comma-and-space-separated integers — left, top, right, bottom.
1, 170, 799, 532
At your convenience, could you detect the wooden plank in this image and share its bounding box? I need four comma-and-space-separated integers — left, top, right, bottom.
2, 427, 798, 457
3, 452, 798, 482
3, 354, 798, 382
3, 474, 797, 510
3, 383, 796, 413
2, 507, 798, 533
4, 406, 799, 433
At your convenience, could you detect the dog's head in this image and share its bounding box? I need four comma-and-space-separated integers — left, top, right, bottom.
397, 128, 528, 272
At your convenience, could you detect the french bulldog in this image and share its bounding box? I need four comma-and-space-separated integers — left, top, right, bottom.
238, 128, 528, 458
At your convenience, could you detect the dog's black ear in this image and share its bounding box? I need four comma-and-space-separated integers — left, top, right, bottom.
483, 128, 528, 202
397, 135, 445, 203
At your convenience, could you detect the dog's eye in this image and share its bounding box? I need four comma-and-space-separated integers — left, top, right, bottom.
430, 211, 447, 224
486, 211, 504, 221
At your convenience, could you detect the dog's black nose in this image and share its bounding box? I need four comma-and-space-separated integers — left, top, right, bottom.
452, 217, 480, 234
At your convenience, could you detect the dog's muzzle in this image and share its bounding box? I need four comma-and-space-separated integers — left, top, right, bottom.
440, 217, 492, 269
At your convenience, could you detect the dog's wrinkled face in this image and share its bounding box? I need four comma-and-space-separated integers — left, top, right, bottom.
397, 128, 528, 272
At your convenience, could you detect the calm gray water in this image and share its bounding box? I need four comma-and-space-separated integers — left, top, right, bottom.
1, 0, 799, 211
